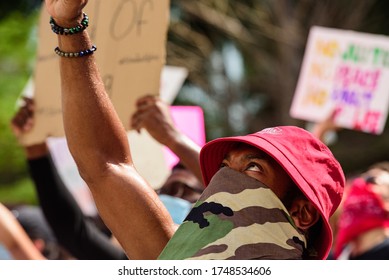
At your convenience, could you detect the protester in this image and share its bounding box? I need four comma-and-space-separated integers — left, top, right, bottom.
158, 127, 344, 260
44, 0, 345, 260
334, 162, 389, 259
0, 202, 45, 260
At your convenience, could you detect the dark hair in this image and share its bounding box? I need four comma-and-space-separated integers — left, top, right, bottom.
172, 161, 186, 171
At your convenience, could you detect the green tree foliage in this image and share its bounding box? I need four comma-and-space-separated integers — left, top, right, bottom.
0, 0, 41, 19
0, 10, 39, 184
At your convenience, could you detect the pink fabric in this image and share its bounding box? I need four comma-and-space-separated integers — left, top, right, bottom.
334, 178, 389, 258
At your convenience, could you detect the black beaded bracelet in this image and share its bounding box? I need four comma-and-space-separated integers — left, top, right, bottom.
54, 45, 97, 58
50, 12, 89, 35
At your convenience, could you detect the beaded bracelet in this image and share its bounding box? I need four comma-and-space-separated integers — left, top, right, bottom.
50, 12, 89, 35
54, 45, 97, 58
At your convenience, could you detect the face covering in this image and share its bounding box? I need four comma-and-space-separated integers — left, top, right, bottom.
334, 177, 389, 259
158, 167, 307, 260
159, 194, 192, 225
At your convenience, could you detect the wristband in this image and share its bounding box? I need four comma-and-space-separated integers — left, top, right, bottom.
54, 45, 97, 58
50, 12, 89, 35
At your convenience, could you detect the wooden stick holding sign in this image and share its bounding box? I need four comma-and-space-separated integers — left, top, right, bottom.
290, 26, 389, 135
21, 0, 170, 145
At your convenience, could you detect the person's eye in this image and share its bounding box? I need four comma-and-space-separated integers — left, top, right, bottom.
246, 162, 263, 172
219, 162, 228, 169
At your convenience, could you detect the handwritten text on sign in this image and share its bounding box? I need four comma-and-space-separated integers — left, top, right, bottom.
290, 26, 389, 134
22, 0, 170, 145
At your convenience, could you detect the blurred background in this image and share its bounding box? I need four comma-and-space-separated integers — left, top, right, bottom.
1, 0, 389, 205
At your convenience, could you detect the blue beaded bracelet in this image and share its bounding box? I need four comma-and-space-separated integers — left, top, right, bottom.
50, 12, 89, 35
54, 45, 97, 58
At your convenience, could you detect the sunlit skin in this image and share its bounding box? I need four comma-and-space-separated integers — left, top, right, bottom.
220, 143, 295, 202
364, 168, 389, 211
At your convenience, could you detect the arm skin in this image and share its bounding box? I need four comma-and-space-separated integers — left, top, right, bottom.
11, 98, 127, 259
0, 203, 46, 260
131, 95, 203, 183
44, 0, 175, 259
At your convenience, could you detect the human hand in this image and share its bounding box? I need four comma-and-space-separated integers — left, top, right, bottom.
131, 95, 203, 183
130, 95, 179, 147
11, 97, 35, 138
44, 0, 88, 26
10, 97, 48, 159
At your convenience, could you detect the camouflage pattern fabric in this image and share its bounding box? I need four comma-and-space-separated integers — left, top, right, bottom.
158, 167, 307, 260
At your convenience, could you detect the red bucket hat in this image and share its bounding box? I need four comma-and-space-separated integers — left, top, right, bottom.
199, 126, 345, 259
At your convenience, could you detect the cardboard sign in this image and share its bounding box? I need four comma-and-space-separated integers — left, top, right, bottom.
21, 0, 170, 144
290, 26, 389, 134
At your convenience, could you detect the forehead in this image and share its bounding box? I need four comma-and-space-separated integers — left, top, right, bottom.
224, 142, 272, 160
363, 168, 389, 199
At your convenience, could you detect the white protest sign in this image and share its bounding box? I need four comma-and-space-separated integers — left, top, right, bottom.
21, 0, 170, 145
160, 66, 189, 104
290, 26, 389, 134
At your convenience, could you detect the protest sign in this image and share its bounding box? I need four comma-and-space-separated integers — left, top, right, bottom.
21, 0, 170, 144
16, 0, 175, 202
163, 106, 206, 169
290, 26, 389, 134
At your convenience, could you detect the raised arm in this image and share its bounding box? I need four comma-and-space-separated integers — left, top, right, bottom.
131, 95, 203, 183
44, 0, 175, 259
311, 108, 342, 144
0, 203, 46, 260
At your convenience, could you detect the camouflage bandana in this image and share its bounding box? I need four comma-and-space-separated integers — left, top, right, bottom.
158, 167, 307, 260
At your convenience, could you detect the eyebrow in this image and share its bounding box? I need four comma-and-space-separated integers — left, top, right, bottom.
246, 153, 268, 160
224, 150, 270, 162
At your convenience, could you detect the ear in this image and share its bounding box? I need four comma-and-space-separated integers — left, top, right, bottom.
289, 198, 320, 231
